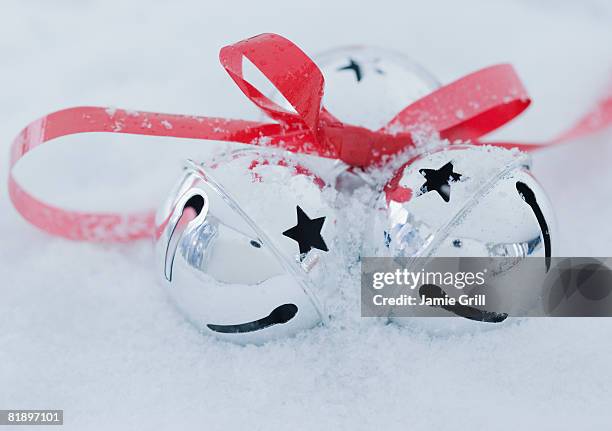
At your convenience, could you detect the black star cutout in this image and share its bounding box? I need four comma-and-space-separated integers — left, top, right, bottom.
282, 206, 329, 257
418, 161, 462, 202
337, 59, 363, 82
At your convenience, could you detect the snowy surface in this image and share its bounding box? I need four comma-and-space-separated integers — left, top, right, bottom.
1, 0, 612, 429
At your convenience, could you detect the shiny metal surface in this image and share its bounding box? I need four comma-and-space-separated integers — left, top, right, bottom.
365, 145, 557, 332
314, 46, 440, 129
368, 145, 555, 259
155, 150, 336, 344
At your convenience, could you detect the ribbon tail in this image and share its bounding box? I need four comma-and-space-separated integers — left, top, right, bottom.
8, 106, 323, 242
484, 83, 612, 151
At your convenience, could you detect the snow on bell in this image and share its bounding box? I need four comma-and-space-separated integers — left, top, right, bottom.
155, 149, 338, 344
365, 145, 556, 334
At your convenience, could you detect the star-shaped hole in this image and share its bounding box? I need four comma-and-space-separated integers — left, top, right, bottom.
282, 206, 328, 259
337, 58, 363, 82
418, 161, 462, 202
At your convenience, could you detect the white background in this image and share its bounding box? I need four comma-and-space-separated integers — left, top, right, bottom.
1, 0, 612, 429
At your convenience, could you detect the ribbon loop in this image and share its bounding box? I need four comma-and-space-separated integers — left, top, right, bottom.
322, 64, 532, 166
220, 33, 324, 135
383, 64, 531, 141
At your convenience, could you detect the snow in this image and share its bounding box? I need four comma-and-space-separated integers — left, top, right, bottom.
1, 0, 612, 429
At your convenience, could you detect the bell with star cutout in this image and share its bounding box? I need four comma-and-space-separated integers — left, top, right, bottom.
365, 144, 556, 333
155, 149, 338, 344
265, 44, 439, 132
369, 145, 554, 261
269, 44, 443, 193
314, 46, 440, 130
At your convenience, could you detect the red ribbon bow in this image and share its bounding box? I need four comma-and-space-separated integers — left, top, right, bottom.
8, 33, 612, 242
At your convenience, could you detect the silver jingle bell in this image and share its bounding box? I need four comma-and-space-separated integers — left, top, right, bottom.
266, 45, 441, 193
366, 145, 556, 334
155, 149, 338, 344
314, 45, 440, 130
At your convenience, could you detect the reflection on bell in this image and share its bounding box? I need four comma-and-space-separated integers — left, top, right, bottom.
155, 149, 338, 344
314, 46, 440, 129
366, 145, 556, 333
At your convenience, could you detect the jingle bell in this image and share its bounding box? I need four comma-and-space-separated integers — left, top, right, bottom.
366, 145, 556, 332
314, 46, 440, 129
266, 45, 439, 131
155, 149, 337, 344
369, 145, 555, 259
269, 45, 442, 192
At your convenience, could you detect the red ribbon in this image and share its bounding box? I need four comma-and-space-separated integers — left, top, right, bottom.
8, 33, 612, 242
